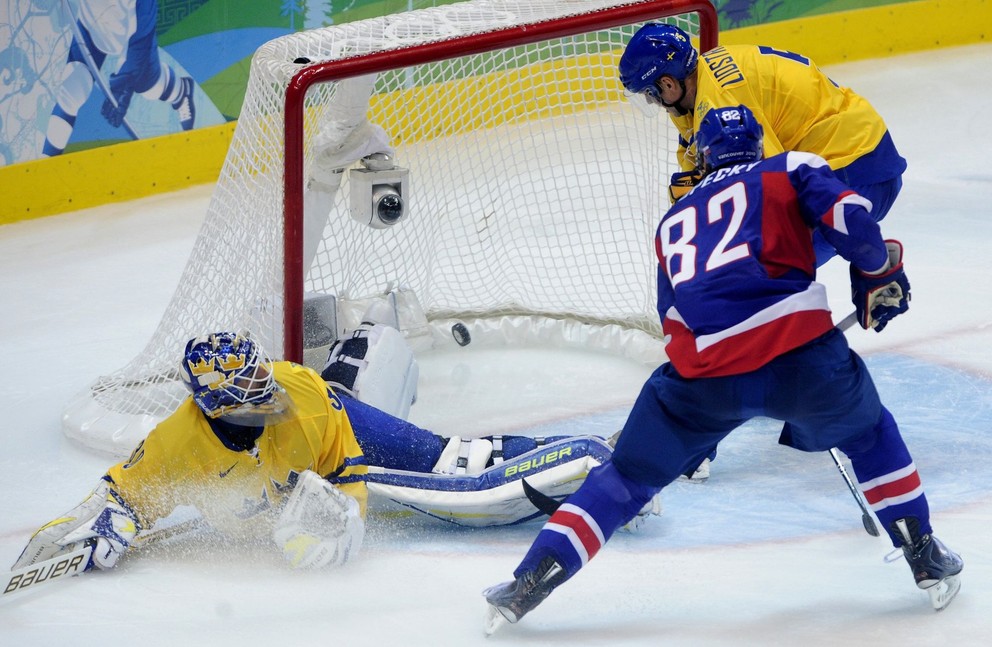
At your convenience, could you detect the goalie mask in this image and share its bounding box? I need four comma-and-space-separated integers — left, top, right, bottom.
180, 331, 287, 420
696, 105, 764, 173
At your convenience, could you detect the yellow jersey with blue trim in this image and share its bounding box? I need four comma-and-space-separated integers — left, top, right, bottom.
106, 361, 367, 538
672, 44, 893, 175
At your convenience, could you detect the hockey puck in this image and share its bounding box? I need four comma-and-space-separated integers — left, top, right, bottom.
451, 323, 471, 346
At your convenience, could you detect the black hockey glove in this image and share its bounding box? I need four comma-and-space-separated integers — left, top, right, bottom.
850, 240, 910, 332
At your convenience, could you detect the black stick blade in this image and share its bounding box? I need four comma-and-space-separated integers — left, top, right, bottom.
863, 513, 881, 537
522, 478, 561, 517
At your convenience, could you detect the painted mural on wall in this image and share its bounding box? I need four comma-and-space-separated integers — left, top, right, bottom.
3, 0, 210, 164
0, 0, 907, 167
712, 0, 902, 29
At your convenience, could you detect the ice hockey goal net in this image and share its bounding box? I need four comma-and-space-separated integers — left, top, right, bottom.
63, 0, 718, 456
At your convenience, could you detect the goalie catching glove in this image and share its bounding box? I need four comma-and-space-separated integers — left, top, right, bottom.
850, 239, 910, 332
273, 470, 365, 570
12, 478, 140, 572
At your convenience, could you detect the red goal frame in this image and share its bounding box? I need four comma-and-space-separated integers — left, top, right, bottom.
282, 0, 719, 362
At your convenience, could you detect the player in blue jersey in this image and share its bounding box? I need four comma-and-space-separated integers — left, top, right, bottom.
13, 327, 653, 575
482, 105, 962, 630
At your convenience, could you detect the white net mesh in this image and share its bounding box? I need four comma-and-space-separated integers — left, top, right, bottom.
63, 0, 710, 455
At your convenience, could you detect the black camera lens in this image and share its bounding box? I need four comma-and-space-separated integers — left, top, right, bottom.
373, 187, 404, 225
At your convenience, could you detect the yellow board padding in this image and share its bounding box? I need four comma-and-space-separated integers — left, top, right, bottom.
2, 0, 988, 224
1, 123, 235, 226
372, 51, 624, 145
720, 0, 990, 64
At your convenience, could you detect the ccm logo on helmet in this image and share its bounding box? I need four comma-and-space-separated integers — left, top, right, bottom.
640, 66, 657, 81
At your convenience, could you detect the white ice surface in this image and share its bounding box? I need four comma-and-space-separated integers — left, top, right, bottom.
1, 44, 991, 645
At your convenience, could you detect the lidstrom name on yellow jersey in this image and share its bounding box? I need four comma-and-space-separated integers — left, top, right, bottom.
702, 46, 744, 87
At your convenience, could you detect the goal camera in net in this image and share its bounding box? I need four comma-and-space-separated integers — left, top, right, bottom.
349, 152, 409, 229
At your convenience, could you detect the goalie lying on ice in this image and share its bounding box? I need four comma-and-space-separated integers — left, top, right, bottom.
13, 327, 658, 574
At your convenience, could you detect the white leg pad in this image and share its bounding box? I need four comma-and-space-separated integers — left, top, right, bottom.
323, 323, 418, 419
367, 437, 617, 527
353, 325, 419, 420
432, 437, 494, 475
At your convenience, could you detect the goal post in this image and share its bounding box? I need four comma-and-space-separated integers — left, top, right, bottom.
63, 0, 719, 456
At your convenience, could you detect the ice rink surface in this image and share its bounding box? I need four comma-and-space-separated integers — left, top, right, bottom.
1, 44, 991, 645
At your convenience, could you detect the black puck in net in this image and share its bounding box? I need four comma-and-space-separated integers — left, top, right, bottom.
451, 323, 471, 346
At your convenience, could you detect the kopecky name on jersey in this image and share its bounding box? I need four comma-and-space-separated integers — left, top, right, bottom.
504, 447, 574, 478
702, 46, 744, 87
695, 160, 762, 191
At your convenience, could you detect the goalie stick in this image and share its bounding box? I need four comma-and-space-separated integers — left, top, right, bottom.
521, 312, 880, 537
1, 516, 207, 603
2, 544, 92, 601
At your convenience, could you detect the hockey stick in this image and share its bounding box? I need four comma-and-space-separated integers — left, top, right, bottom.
60, 0, 140, 140
835, 310, 859, 333
829, 448, 880, 537
521, 478, 561, 516
1, 516, 206, 603
832, 310, 882, 537
1, 544, 91, 601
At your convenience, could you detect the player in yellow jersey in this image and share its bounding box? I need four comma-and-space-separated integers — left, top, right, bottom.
619, 23, 907, 268
13, 329, 658, 574
13, 331, 370, 572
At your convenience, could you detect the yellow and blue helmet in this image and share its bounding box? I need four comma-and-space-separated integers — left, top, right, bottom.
179, 331, 278, 419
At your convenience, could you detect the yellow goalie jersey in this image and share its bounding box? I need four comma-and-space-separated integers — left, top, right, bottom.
106, 361, 368, 538
672, 44, 894, 176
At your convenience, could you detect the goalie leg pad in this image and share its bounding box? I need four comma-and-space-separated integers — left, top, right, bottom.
367, 437, 616, 527
273, 470, 365, 570
321, 322, 419, 419
312, 119, 393, 178
432, 437, 494, 475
